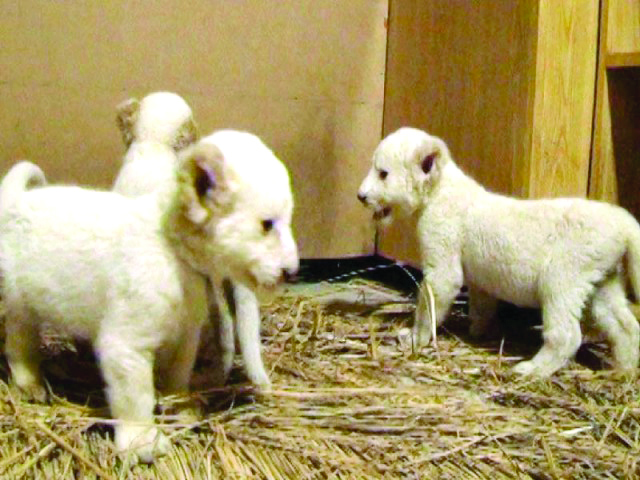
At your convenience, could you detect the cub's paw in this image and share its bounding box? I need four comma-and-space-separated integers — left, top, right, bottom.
10, 364, 47, 403
253, 379, 273, 403
256, 378, 272, 393
512, 360, 537, 376
166, 401, 204, 424
396, 327, 412, 352
158, 393, 204, 423
513, 355, 568, 378
468, 317, 491, 338
247, 369, 272, 395
12, 381, 47, 403
116, 424, 171, 464
411, 327, 431, 352
512, 360, 553, 378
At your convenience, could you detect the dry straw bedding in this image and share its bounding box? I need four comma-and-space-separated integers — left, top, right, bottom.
0, 280, 638, 479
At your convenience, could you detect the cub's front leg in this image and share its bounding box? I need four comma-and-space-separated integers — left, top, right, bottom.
156, 278, 208, 421
207, 279, 271, 391
234, 282, 271, 391
208, 278, 236, 386
413, 259, 463, 350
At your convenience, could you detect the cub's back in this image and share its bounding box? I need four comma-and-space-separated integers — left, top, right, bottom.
0, 186, 166, 337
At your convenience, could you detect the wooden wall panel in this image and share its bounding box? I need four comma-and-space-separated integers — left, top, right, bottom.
590, 0, 640, 220
590, 0, 618, 204
382, 0, 538, 196
0, 1, 388, 258
380, 0, 599, 266
607, 0, 640, 54
589, 72, 618, 204
380, 0, 539, 264
527, 0, 598, 199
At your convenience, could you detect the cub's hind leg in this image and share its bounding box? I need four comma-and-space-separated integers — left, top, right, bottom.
468, 286, 499, 338
590, 273, 640, 372
513, 266, 594, 377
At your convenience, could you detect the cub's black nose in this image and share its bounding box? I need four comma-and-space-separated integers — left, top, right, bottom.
282, 268, 298, 283
357, 192, 368, 204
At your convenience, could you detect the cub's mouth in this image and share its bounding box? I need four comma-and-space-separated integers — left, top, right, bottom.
245, 269, 281, 293
229, 269, 260, 292
373, 206, 392, 221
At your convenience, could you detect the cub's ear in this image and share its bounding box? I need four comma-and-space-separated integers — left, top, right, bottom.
177, 142, 231, 225
421, 151, 438, 174
418, 136, 449, 177
173, 117, 200, 151
115, 98, 140, 148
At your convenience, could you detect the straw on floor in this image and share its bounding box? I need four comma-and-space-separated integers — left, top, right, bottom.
0, 279, 638, 479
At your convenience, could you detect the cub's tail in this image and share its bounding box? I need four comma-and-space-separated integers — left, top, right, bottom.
0, 161, 46, 210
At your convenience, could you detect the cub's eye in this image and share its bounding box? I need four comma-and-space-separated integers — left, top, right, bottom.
378, 169, 388, 180
262, 219, 274, 233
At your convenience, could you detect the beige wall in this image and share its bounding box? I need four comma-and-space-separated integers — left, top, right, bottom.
0, 1, 388, 258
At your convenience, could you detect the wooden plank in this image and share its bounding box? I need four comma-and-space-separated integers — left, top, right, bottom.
382, 0, 538, 197
527, 0, 599, 199
589, 0, 619, 204
589, 0, 640, 217
380, 0, 539, 265
606, 52, 640, 67
0, 0, 388, 258
606, 0, 640, 54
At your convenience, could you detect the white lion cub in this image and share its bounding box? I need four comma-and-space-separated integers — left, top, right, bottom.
113, 91, 199, 197
112, 93, 273, 388
0, 138, 297, 462
358, 127, 640, 377
114, 107, 285, 390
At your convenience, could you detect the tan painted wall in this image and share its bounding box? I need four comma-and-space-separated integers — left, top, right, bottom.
0, 1, 388, 258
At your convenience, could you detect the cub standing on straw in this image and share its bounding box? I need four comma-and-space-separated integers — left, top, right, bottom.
0, 138, 298, 463
112, 92, 276, 390
358, 127, 640, 377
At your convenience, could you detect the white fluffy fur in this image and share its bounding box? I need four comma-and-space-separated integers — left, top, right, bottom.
114, 121, 294, 389
187, 130, 298, 291
116, 91, 197, 148
114, 142, 182, 202
199, 130, 299, 388
0, 137, 297, 462
358, 127, 640, 377
113, 91, 198, 197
